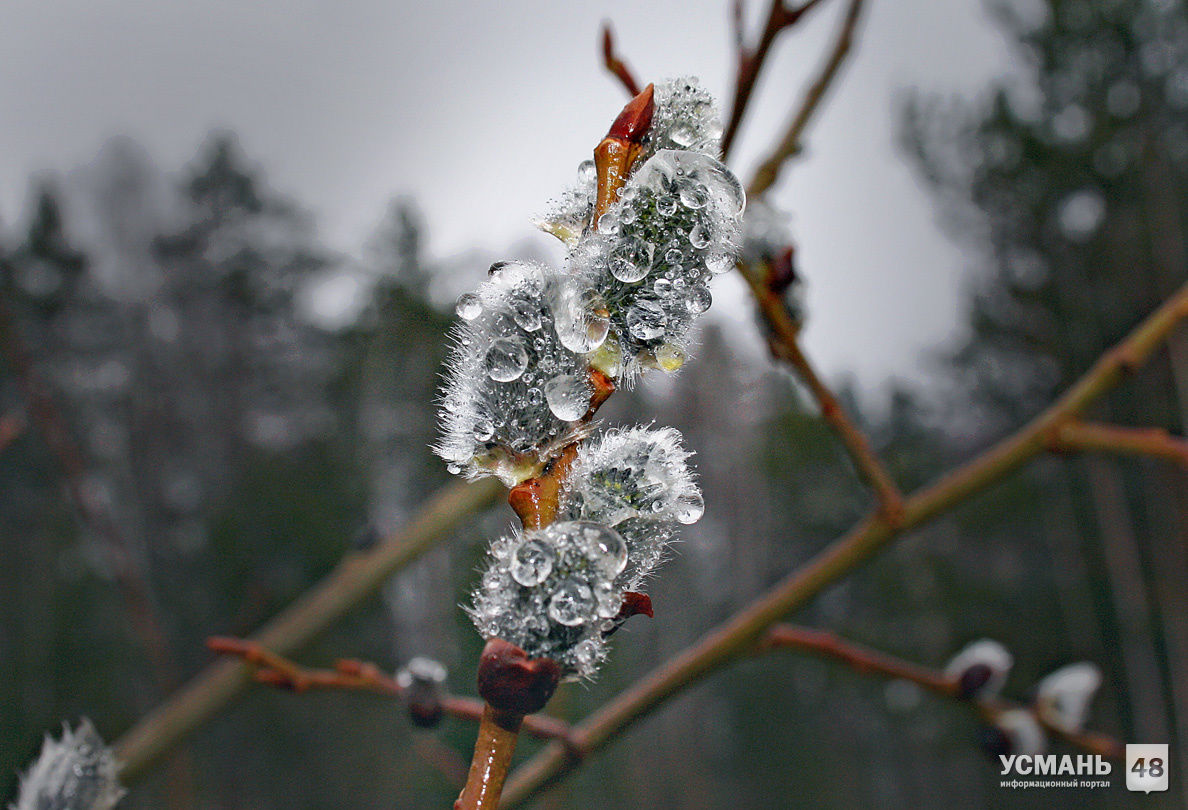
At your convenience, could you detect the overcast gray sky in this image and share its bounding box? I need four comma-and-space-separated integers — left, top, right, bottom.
0, 0, 1013, 390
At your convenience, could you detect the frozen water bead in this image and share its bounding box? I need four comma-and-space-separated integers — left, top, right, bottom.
436, 261, 598, 484
559, 425, 702, 589
469, 520, 634, 678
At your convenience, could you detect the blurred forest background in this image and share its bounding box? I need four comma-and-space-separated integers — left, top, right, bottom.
3, 0, 1188, 807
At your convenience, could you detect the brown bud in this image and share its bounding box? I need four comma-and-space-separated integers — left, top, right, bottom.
476, 638, 561, 716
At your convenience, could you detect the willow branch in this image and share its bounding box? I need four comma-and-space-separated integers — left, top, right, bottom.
762, 625, 1125, 759
113, 476, 502, 783
600, 23, 641, 97
499, 281, 1188, 807
744, 261, 905, 520
721, 0, 830, 159
1047, 420, 1188, 466
207, 637, 577, 746
747, 0, 866, 196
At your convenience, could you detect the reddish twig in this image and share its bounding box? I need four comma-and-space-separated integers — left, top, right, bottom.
722, 0, 830, 158
744, 259, 906, 522
748, 0, 866, 196
762, 625, 1125, 759
600, 23, 641, 97
1047, 420, 1188, 466
206, 637, 579, 748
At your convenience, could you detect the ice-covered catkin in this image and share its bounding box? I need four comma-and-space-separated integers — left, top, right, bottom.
469, 521, 632, 678
11, 720, 125, 810
559, 425, 701, 588
645, 78, 724, 160
574, 148, 745, 380
436, 261, 601, 484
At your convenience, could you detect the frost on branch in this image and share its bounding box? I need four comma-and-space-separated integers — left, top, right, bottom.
11, 719, 125, 810
469, 427, 701, 679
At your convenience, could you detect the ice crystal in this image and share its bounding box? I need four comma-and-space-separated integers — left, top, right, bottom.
469, 521, 633, 678
11, 720, 125, 810
436, 261, 595, 484
944, 639, 1013, 699
1035, 662, 1101, 733
559, 425, 699, 589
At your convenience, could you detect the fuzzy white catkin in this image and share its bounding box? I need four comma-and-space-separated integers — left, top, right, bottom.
469, 427, 701, 679
11, 720, 125, 810
944, 638, 1014, 699
437, 77, 744, 482
1035, 662, 1102, 733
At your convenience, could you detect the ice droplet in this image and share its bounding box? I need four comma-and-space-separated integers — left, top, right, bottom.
510, 538, 555, 586
554, 287, 610, 353
473, 418, 494, 441
706, 252, 734, 274
455, 293, 482, 320
674, 489, 705, 524
484, 337, 529, 382
679, 182, 709, 210
626, 300, 667, 341
577, 159, 597, 185
511, 296, 542, 332
549, 579, 594, 626
597, 212, 621, 234
544, 373, 592, 421
686, 286, 712, 314
665, 246, 685, 265
609, 239, 652, 283
575, 522, 628, 576
670, 123, 697, 148
689, 223, 711, 249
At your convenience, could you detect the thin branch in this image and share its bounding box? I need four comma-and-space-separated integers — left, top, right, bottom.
113, 476, 503, 783
747, 0, 866, 196
499, 281, 1188, 807
762, 625, 1125, 759
207, 637, 578, 746
744, 261, 905, 521
1047, 420, 1188, 466
600, 23, 641, 97
0, 410, 26, 454
721, 0, 831, 159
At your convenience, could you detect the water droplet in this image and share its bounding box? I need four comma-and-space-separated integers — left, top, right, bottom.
674, 490, 705, 524
548, 579, 594, 626
655, 343, 686, 372
489, 260, 512, 276
653, 278, 673, 297
473, 418, 494, 441
686, 286, 712, 313
575, 522, 628, 576
665, 247, 684, 265
689, 223, 711, 249
656, 195, 679, 216
577, 159, 597, 185
526, 386, 544, 405
455, 293, 482, 320
594, 582, 622, 619
619, 205, 638, 225
706, 252, 735, 274
544, 373, 592, 421
626, 300, 667, 341
554, 287, 610, 353
597, 212, 621, 234
511, 296, 542, 331
679, 182, 709, 210
447, 462, 463, 475
609, 239, 652, 283
484, 337, 529, 382
510, 538, 555, 586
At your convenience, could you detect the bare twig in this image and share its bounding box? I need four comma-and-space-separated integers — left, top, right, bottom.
113, 477, 503, 783
747, 0, 866, 196
1047, 420, 1188, 466
207, 637, 578, 746
499, 281, 1188, 807
744, 260, 905, 521
0, 410, 27, 453
722, 0, 830, 158
762, 624, 1125, 759
600, 23, 641, 97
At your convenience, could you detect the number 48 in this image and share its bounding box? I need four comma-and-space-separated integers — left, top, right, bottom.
1132, 757, 1165, 778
